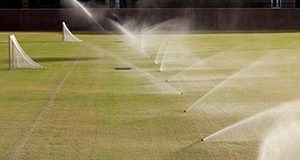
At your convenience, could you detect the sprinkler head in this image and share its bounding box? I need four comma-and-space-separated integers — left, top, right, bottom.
201, 138, 204, 142
184, 110, 187, 113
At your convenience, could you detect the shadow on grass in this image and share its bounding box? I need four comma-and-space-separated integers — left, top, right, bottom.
18, 41, 62, 44
0, 68, 8, 71
0, 57, 100, 70
0, 59, 8, 63
33, 57, 101, 63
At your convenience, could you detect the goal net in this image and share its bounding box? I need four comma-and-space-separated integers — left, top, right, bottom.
9, 35, 46, 70
62, 22, 82, 42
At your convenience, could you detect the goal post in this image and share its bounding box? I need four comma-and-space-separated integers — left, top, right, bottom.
9, 35, 46, 70
62, 22, 82, 42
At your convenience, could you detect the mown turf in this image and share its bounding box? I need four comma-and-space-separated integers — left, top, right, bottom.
0, 32, 300, 159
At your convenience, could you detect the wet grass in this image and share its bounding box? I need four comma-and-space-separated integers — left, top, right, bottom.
0, 32, 300, 159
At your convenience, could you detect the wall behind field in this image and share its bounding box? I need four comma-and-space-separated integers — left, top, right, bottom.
1, 9, 300, 31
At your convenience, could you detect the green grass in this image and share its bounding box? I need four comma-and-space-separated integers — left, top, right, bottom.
0, 31, 300, 159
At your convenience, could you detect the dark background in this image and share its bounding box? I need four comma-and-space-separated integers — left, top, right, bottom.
1, 0, 300, 8
1, 0, 300, 31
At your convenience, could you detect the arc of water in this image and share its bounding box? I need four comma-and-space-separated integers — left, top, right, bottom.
109, 20, 140, 45
143, 19, 176, 34
141, 19, 178, 58
159, 40, 172, 72
108, 19, 149, 57
167, 45, 245, 81
158, 38, 195, 72
203, 100, 300, 141
258, 121, 300, 160
72, 0, 146, 52
203, 108, 270, 141
184, 47, 285, 112
71, 0, 105, 31
155, 38, 168, 64
70, 0, 178, 58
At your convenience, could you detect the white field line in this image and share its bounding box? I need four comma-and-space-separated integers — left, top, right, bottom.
10, 43, 88, 160
184, 44, 294, 113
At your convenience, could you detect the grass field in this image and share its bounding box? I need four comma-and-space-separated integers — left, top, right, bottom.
0, 31, 300, 160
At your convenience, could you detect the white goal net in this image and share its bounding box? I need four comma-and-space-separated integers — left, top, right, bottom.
62, 22, 82, 42
9, 35, 46, 70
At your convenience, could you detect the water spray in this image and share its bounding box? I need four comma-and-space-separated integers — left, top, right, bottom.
71, 0, 105, 31
183, 48, 278, 113
86, 43, 181, 95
